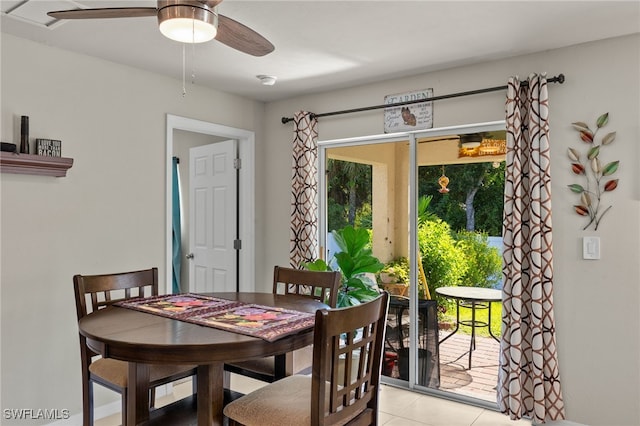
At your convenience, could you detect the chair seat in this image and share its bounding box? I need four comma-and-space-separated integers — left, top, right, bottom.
224, 375, 360, 426
89, 358, 196, 389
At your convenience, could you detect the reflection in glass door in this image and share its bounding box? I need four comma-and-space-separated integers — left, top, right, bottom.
322, 138, 430, 389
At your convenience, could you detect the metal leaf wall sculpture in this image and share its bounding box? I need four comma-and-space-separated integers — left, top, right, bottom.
568, 112, 620, 230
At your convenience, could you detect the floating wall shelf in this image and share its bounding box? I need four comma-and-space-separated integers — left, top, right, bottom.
0, 152, 74, 177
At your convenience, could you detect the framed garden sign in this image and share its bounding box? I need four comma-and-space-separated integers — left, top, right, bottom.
383, 88, 433, 133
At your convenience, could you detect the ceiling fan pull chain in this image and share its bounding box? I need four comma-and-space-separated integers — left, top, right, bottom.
182, 43, 187, 97
192, 41, 196, 85
191, 7, 196, 43
190, 7, 196, 86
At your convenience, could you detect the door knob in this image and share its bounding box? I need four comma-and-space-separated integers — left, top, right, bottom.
185, 253, 194, 259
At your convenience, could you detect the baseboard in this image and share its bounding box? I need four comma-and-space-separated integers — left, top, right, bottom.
45, 399, 120, 426
45, 384, 173, 425
534, 421, 588, 426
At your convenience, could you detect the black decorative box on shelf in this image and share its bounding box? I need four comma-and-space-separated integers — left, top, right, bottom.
1, 142, 17, 152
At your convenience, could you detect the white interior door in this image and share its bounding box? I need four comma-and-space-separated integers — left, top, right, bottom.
188, 140, 238, 292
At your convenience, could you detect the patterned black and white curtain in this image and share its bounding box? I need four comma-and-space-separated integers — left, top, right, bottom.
289, 112, 319, 268
498, 74, 565, 423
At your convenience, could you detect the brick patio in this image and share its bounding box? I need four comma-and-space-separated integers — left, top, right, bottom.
384, 324, 501, 403
437, 330, 500, 403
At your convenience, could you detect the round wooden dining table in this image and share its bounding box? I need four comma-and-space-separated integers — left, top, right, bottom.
78, 292, 327, 426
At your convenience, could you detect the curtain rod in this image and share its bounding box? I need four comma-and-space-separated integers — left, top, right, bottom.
281, 73, 565, 124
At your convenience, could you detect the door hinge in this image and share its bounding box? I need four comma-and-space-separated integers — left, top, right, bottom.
233, 239, 242, 250
233, 158, 241, 170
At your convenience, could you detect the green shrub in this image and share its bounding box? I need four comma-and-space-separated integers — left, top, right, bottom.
354, 202, 372, 229
379, 257, 410, 283
454, 230, 502, 288
418, 219, 467, 299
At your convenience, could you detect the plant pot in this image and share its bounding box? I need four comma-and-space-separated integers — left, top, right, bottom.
383, 351, 398, 376
379, 272, 396, 284
438, 321, 454, 330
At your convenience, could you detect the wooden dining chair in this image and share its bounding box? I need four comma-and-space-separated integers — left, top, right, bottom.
224, 266, 342, 382
73, 267, 197, 426
223, 291, 390, 426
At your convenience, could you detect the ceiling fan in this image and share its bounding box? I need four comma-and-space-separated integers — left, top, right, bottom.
419, 133, 483, 145
420, 132, 506, 148
47, 0, 274, 57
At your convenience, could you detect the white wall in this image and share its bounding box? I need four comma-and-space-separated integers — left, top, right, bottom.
262, 34, 640, 426
2, 31, 639, 426
0, 34, 264, 424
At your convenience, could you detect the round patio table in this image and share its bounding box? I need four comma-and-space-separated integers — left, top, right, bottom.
435, 286, 501, 369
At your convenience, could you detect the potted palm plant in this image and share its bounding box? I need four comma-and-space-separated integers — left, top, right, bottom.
304, 226, 383, 307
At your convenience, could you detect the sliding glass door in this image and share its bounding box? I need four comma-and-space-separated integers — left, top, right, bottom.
318, 121, 506, 406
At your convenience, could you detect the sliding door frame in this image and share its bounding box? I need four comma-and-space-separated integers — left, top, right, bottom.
318, 120, 505, 406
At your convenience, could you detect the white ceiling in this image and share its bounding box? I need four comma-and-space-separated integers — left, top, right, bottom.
2, 1, 639, 102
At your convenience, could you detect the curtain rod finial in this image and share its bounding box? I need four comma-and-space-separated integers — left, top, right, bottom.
282, 117, 293, 124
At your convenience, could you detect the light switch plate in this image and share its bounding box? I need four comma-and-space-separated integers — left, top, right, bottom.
583, 236, 600, 260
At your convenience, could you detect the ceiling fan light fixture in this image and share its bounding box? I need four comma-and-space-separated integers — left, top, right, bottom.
460, 133, 483, 149
461, 141, 481, 149
158, 5, 217, 44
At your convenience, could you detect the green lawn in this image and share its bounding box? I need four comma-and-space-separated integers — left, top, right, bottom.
439, 301, 502, 338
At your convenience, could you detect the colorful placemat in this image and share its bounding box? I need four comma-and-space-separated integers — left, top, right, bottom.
115, 293, 235, 320
115, 293, 316, 342
187, 303, 316, 342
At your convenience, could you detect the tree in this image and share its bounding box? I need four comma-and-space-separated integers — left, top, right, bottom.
326, 159, 372, 231
418, 162, 504, 235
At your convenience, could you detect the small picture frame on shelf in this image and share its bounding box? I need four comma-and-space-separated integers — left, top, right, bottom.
36, 139, 62, 157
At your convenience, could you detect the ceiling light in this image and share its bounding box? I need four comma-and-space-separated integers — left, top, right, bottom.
158, 4, 218, 44
461, 141, 481, 149
257, 75, 277, 86
460, 133, 483, 149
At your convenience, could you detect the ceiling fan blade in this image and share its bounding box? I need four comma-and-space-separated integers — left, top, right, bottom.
48, 8, 158, 20
419, 135, 461, 143
216, 14, 274, 57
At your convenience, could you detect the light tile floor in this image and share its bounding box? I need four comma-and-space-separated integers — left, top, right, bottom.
96, 374, 531, 426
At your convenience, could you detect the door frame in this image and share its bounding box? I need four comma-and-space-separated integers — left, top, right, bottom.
165, 114, 255, 295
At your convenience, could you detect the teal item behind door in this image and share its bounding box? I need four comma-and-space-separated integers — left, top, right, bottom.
172, 156, 182, 293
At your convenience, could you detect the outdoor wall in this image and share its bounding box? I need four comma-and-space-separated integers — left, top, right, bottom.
328, 142, 402, 262
261, 34, 640, 426
0, 34, 265, 424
